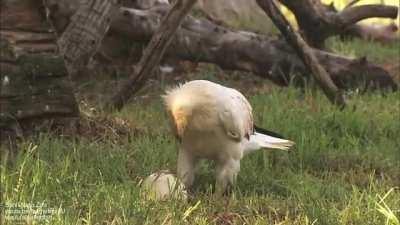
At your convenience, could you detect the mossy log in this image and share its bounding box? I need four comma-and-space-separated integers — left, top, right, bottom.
0, 0, 78, 141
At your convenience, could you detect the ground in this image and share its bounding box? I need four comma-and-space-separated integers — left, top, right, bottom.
1, 39, 399, 225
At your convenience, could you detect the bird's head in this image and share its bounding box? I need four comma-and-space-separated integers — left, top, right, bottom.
169, 105, 189, 139
163, 87, 193, 139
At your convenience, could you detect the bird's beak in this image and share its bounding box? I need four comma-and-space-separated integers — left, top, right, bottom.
174, 113, 187, 139
168, 109, 186, 140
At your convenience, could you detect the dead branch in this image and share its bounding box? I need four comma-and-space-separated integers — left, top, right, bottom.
278, 0, 399, 48
256, 0, 346, 107
106, 0, 198, 110
339, 4, 398, 26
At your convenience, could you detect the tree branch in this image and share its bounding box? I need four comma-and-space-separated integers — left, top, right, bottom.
256, 0, 346, 107
278, 0, 399, 48
339, 4, 398, 26
106, 0, 197, 111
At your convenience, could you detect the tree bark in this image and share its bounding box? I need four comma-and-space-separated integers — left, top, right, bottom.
278, 0, 399, 48
257, 0, 346, 107
45, 0, 120, 75
46, 1, 399, 91
0, 0, 79, 143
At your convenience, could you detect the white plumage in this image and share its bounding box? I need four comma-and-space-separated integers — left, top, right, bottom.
163, 80, 294, 195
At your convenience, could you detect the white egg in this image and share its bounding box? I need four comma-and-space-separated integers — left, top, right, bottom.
142, 170, 188, 201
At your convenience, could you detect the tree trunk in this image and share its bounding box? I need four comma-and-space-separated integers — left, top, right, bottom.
51, 0, 120, 75
0, 0, 79, 143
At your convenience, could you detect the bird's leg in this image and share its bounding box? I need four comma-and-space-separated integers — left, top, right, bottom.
177, 148, 196, 189
215, 159, 240, 196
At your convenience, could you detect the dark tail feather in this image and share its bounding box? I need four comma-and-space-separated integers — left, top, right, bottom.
254, 125, 286, 139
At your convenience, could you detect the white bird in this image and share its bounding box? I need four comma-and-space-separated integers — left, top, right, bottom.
163, 80, 295, 195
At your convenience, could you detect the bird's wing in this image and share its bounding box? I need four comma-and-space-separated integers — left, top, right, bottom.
218, 87, 254, 142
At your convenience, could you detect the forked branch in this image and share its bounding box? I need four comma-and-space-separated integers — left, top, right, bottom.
106, 0, 197, 110
257, 0, 346, 107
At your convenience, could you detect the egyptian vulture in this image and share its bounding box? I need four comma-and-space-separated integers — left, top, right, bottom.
163, 80, 294, 195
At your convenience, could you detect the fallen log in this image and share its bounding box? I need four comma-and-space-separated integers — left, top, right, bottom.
47, 1, 398, 91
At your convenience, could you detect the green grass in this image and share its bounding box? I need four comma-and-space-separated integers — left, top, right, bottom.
1, 87, 399, 224
328, 38, 400, 63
